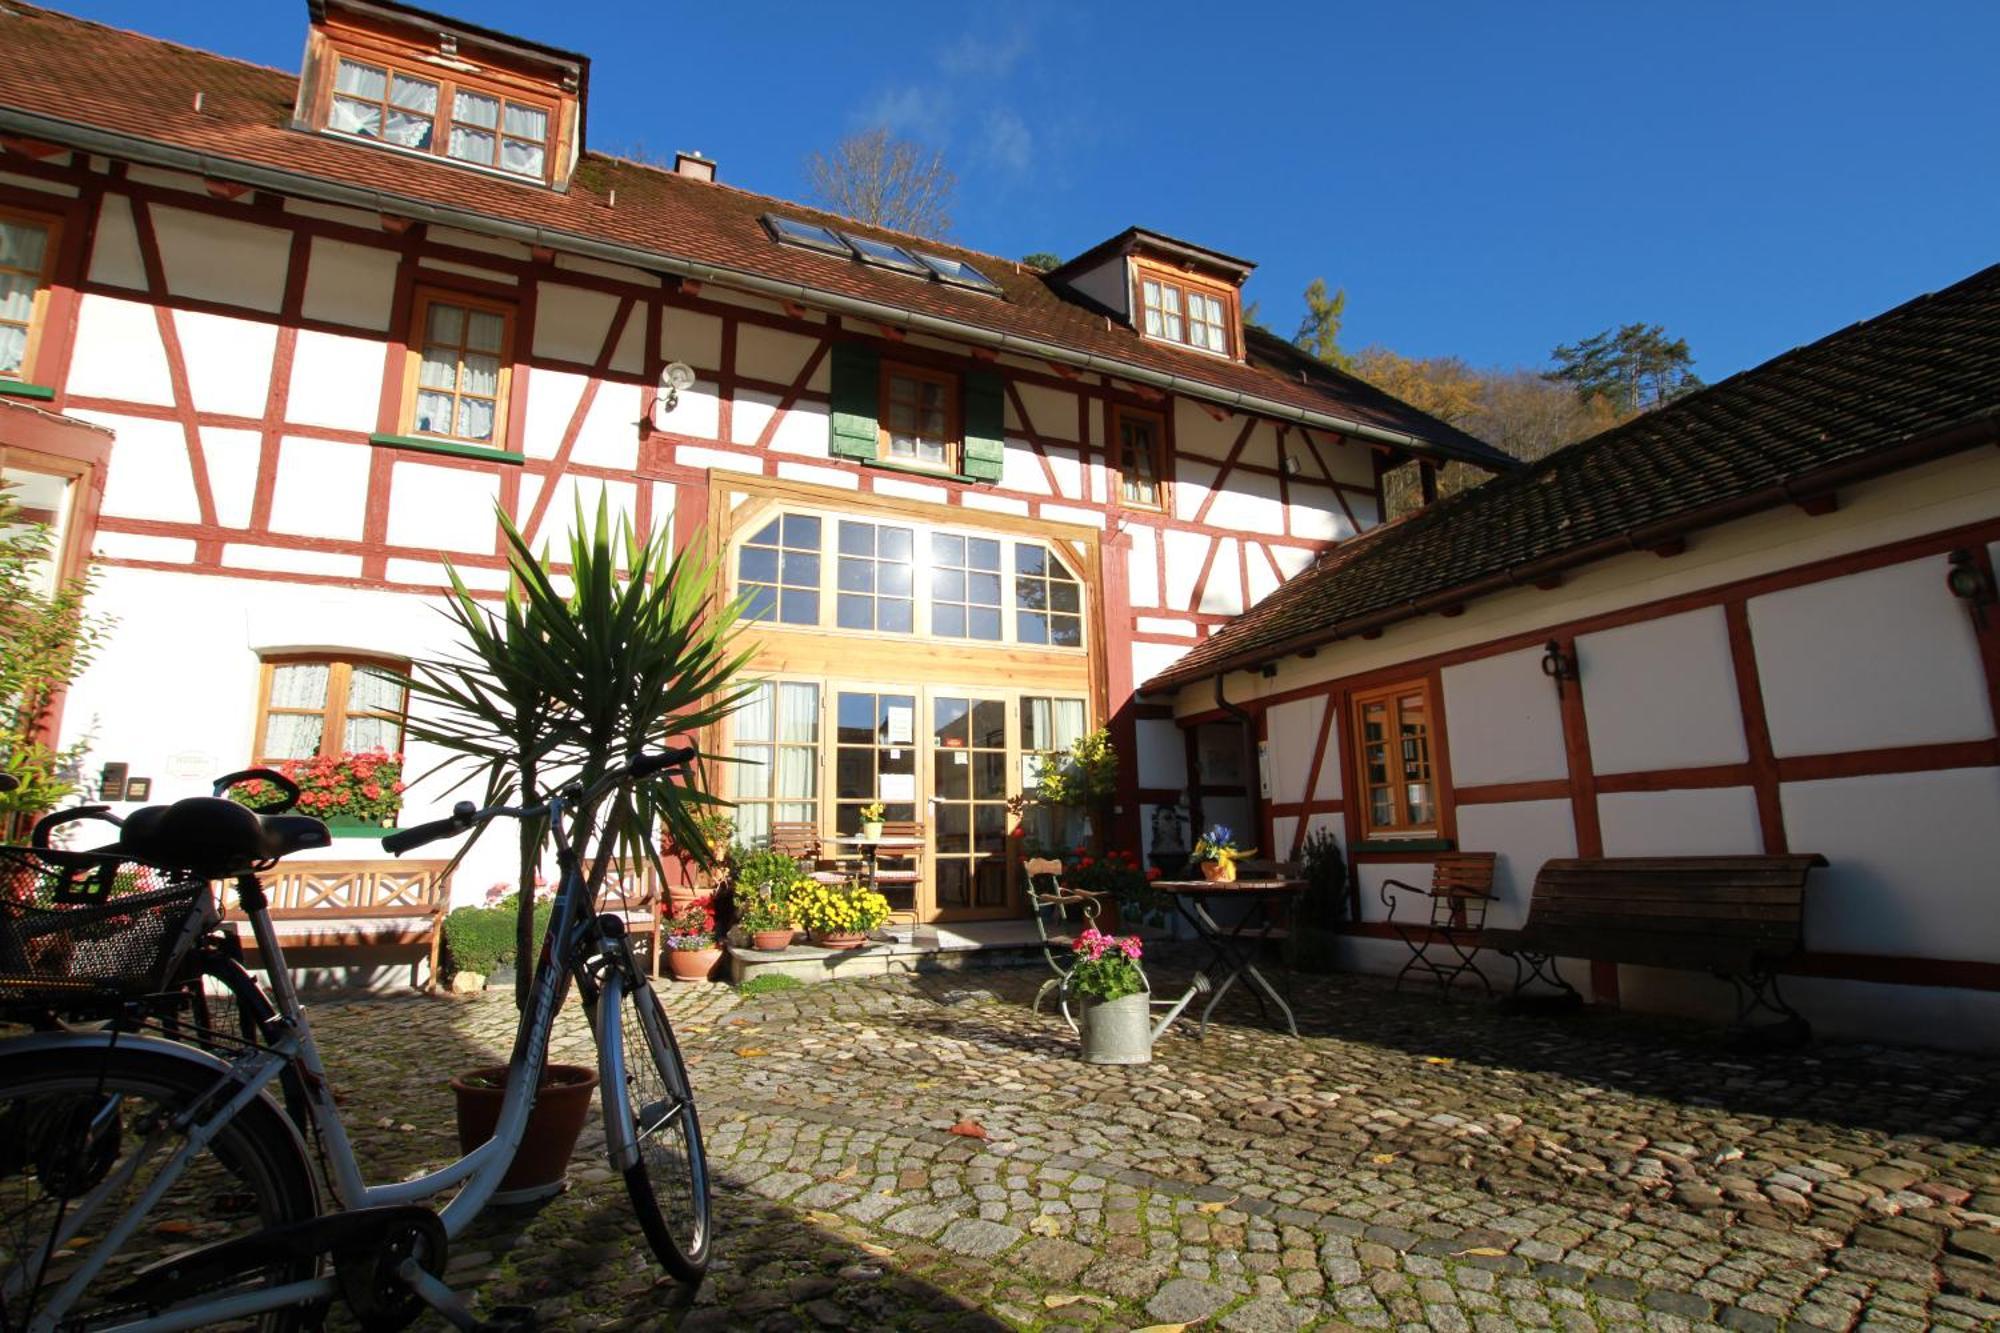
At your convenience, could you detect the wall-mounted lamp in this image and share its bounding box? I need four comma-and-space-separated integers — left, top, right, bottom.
1946, 548, 1996, 630
652, 361, 696, 423
1540, 638, 1578, 693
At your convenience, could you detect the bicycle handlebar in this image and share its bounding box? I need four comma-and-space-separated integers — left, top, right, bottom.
210, 768, 302, 813
380, 747, 699, 856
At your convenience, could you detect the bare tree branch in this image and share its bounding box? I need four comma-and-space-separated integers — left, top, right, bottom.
804, 128, 956, 239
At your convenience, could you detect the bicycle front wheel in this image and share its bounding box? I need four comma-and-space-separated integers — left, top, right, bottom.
0, 1041, 319, 1331
601, 968, 710, 1282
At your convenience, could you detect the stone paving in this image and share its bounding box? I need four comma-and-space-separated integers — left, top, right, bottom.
303, 964, 2000, 1331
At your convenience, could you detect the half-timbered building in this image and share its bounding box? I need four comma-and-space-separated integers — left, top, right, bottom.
0, 1, 1506, 938
1145, 267, 2000, 1049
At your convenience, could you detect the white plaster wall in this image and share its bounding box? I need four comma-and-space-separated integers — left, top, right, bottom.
1751, 557, 1993, 755
1246, 545, 1280, 607
729, 390, 777, 447
1198, 539, 1244, 615
1172, 401, 1235, 460
1044, 446, 1084, 502
570, 382, 641, 469
266, 437, 369, 540
1580, 606, 1748, 773
736, 324, 818, 387
530, 475, 641, 551
1353, 862, 1434, 926
1323, 439, 1378, 490
66, 295, 173, 405
1126, 525, 1159, 608
1173, 460, 1216, 522
1206, 467, 1285, 535
222, 545, 364, 577
1285, 483, 1348, 542
87, 194, 147, 290
520, 368, 586, 460
1441, 646, 1566, 785
301, 238, 398, 332
1161, 530, 1207, 611
767, 401, 829, 457
73, 412, 200, 523
1450, 798, 1577, 930
200, 427, 262, 528
660, 308, 722, 373
1262, 695, 1329, 804
1000, 440, 1051, 495
173, 310, 276, 419
1132, 641, 1191, 691
152, 205, 289, 314
1012, 382, 1078, 442
1780, 767, 2000, 961
1596, 787, 1763, 856
286, 331, 385, 433
531, 283, 620, 364
385, 462, 501, 553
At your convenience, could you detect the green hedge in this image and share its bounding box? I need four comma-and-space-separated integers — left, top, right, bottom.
442, 893, 554, 977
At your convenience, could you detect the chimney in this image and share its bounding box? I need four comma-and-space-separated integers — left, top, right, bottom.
674, 151, 716, 183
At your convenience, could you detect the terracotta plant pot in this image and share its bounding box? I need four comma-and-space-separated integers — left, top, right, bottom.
812, 930, 867, 950
666, 882, 702, 913
451, 1063, 599, 1204
665, 946, 722, 982
750, 929, 796, 952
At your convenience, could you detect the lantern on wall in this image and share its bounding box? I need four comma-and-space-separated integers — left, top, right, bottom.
1945, 548, 1996, 630
650, 361, 697, 427
1540, 638, 1578, 694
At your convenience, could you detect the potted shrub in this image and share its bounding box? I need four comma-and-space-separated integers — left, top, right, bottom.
1192, 824, 1254, 882
736, 887, 798, 952
792, 878, 890, 949
1071, 926, 1152, 1065
227, 749, 405, 831
450, 1064, 600, 1204
441, 891, 553, 993
663, 894, 722, 982
857, 801, 885, 843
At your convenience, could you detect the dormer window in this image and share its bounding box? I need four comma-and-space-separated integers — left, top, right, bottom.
1135, 261, 1238, 357
323, 54, 555, 180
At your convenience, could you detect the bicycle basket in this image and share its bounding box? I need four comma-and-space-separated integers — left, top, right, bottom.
0, 846, 208, 1002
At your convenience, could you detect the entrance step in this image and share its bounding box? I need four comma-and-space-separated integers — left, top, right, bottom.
728, 920, 1048, 987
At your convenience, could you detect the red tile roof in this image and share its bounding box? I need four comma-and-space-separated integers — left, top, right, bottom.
0, 2, 1512, 470
1143, 262, 2000, 692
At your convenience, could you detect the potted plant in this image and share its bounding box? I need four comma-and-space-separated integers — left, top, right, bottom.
441, 891, 553, 993
736, 887, 798, 952
1071, 926, 1152, 1065
450, 1063, 600, 1203
663, 894, 722, 981
792, 878, 890, 949
1192, 824, 1255, 882
663, 811, 734, 911
857, 801, 885, 843
227, 749, 405, 832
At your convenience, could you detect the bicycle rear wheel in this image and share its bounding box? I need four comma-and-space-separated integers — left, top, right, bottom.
602, 968, 710, 1282
0, 1042, 319, 1331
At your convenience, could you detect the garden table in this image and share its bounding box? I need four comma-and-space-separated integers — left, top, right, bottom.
822, 835, 924, 895
1153, 878, 1305, 1038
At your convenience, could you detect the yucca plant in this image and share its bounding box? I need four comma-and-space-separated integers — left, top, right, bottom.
405, 496, 755, 1006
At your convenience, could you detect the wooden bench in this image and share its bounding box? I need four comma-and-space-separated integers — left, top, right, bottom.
1482, 855, 1827, 1036
226, 859, 450, 986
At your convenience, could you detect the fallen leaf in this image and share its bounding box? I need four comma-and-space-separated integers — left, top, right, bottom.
1133, 1325, 1188, 1333
834, 1167, 859, 1181
733, 1047, 769, 1058
151, 1220, 198, 1235
1195, 1200, 1229, 1214
1369, 1153, 1399, 1165
804, 1211, 842, 1228
1424, 1056, 1456, 1066
858, 1242, 894, 1259
1458, 1247, 1507, 1257
1029, 1214, 1065, 1237
1044, 1295, 1083, 1309
948, 1118, 989, 1140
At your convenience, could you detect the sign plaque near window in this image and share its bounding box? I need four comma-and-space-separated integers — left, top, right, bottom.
99, 762, 129, 802
123, 777, 152, 802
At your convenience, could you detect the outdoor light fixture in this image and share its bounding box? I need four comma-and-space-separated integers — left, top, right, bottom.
1946, 548, 1996, 629
653, 361, 696, 419
1541, 638, 1577, 693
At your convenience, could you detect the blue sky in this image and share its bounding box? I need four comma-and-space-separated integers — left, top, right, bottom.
59, 1, 2000, 381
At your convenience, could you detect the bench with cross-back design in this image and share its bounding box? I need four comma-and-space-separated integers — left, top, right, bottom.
224, 859, 451, 985
1482, 854, 1828, 1036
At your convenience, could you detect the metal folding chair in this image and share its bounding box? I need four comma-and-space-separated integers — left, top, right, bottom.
1381, 852, 1497, 997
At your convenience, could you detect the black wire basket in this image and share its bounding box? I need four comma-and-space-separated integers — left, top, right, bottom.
0, 846, 207, 1003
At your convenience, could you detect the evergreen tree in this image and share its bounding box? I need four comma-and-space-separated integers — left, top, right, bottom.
1546, 323, 1702, 414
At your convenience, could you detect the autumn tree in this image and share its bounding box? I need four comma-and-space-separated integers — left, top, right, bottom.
804, 128, 956, 238
1472, 370, 1619, 462
1547, 322, 1701, 415
1352, 346, 1483, 428
1293, 278, 1351, 369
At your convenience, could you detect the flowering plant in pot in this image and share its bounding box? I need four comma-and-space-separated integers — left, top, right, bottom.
1192, 824, 1254, 882
735, 882, 800, 952
663, 894, 722, 982
792, 878, 890, 948
227, 749, 404, 827
1070, 926, 1153, 1065
856, 801, 885, 842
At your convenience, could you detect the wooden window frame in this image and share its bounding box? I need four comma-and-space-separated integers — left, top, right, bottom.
0, 206, 63, 385
316, 42, 560, 184
399, 287, 518, 451
876, 361, 961, 473
252, 653, 411, 765
1350, 678, 1442, 840
1113, 404, 1169, 512
1131, 258, 1240, 359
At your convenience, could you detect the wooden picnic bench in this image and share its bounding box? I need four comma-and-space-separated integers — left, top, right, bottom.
1482, 854, 1828, 1037
225, 859, 451, 986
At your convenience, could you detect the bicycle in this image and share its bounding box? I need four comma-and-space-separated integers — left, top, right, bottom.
0, 747, 710, 1332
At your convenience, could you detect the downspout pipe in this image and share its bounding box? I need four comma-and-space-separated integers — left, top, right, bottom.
0, 106, 1511, 473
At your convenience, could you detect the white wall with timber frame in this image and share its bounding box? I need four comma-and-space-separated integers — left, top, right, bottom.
1160, 448, 2000, 1050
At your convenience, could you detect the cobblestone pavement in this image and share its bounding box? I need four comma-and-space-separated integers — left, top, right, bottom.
302, 964, 2000, 1332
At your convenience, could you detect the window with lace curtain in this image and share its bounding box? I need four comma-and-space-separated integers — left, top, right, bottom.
400, 290, 515, 450
254, 655, 409, 763
0, 208, 60, 383
322, 53, 555, 182
730, 681, 821, 847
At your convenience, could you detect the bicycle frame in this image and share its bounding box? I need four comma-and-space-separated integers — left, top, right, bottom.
17, 769, 660, 1333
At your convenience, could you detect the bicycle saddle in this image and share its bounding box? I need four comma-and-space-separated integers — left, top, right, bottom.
113, 797, 331, 875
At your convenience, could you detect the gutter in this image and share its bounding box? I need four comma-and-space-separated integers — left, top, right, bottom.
0, 106, 1498, 469
1147, 412, 2000, 694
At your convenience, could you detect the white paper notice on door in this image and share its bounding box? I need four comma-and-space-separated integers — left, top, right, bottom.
885, 704, 914, 744
879, 772, 917, 802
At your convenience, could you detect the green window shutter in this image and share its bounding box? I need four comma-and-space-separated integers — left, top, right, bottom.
828, 342, 880, 461
962, 369, 1005, 483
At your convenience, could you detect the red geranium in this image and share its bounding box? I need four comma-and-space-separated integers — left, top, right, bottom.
227, 749, 404, 823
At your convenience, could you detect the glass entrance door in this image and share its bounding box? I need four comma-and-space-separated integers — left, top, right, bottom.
834, 689, 920, 912
931, 694, 1009, 913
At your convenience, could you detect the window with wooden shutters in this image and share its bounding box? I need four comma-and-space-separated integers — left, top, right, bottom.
878, 362, 957, 470
826, 344, 1005, 483
1352, 680, 1439, 839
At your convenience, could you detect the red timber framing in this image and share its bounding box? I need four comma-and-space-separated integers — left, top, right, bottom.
0, 136, 1426, 848
1172, 509, 2000, 994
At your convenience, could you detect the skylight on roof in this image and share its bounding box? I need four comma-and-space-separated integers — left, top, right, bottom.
842, 233, 928, 275
917, 252, 1001, 293
765, 215, 853, 257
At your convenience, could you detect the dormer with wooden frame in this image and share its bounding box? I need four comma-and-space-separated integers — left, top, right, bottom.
294, 0, 588, 190
1043, 227, 1253, 362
